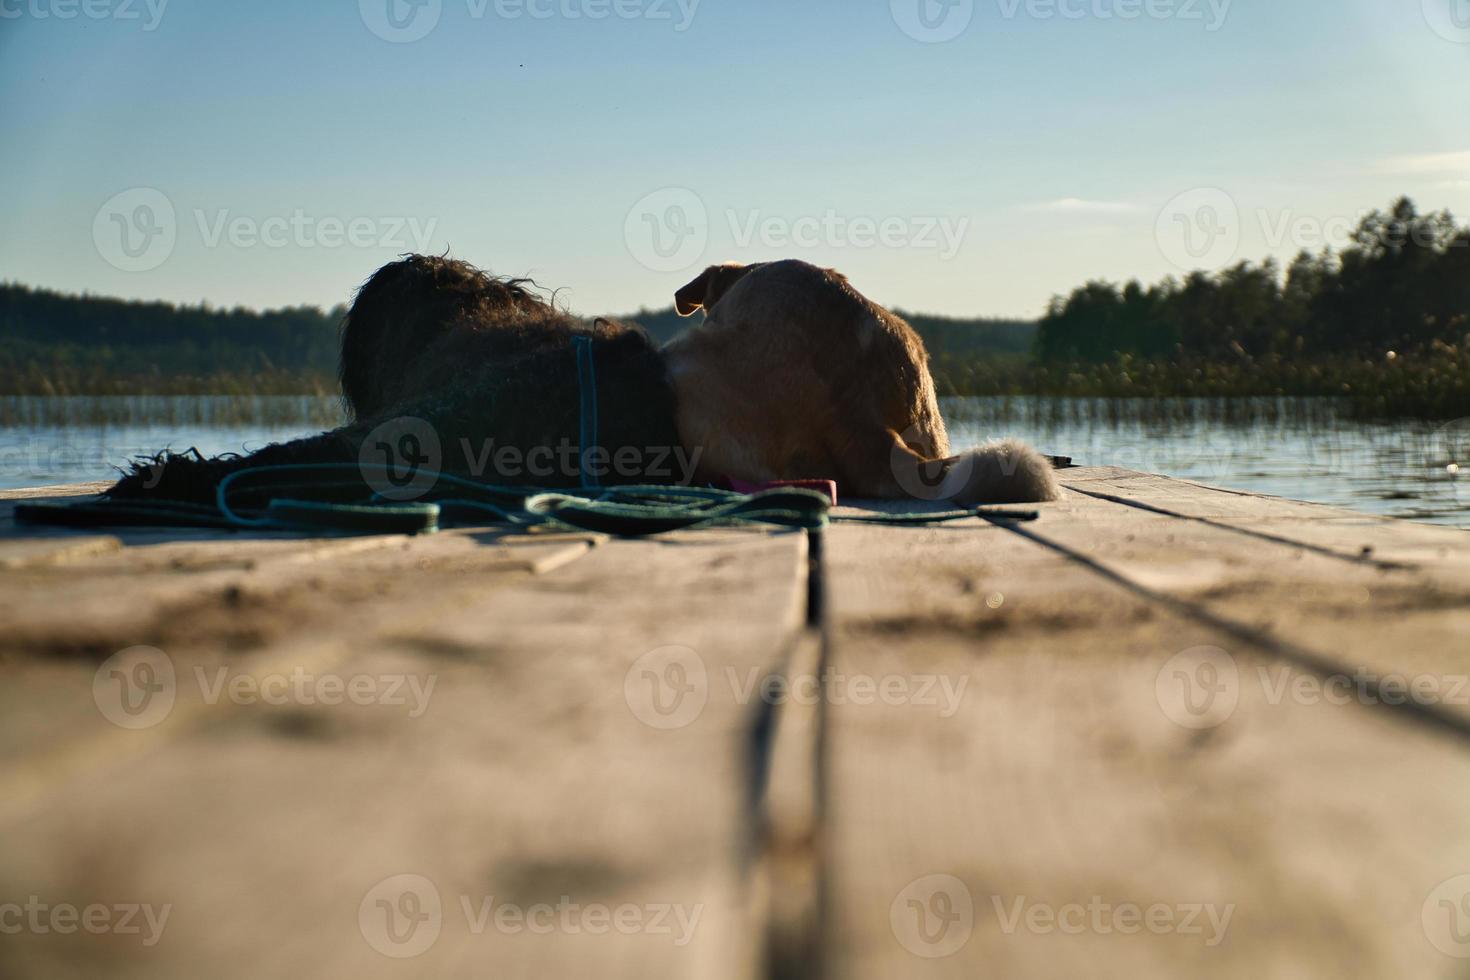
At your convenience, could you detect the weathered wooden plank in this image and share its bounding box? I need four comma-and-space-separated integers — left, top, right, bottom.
0, 525, 806, 980
4, 473, 1466, 980
0, 483, 110, 527
1035, 473, 1470, 731
0, 528, 598, 801
1064, 469, 1470, 573
822, 490, 1470, 979
0, 525, 601, 660
0, 482, 112, 501
0, 534, 123, 570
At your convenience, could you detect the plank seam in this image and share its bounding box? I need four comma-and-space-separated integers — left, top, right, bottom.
1068, 485, 1417, 571
987, 517, 1470, 744
749, 528, 831, 980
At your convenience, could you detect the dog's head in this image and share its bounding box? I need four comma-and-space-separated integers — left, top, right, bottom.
340, 254, 549, 420
674, 263, 765, 317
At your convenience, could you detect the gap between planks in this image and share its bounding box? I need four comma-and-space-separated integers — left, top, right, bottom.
749, 529, 831, 980
1067, 485, 1416, 571
989, 502, 1470, 744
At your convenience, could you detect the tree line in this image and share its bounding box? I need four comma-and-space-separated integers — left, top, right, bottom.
0, 284, 345, 380
1, 282, 1035, 386
1036, 197, 1470, 363
5, 198, 1466, 416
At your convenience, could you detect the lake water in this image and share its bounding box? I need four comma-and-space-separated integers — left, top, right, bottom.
1, 396, 1466, 529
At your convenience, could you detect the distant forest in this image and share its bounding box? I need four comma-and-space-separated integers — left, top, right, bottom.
1036, 197, 1470, 362
0, 282, 1035, 395
0, 286, 345, 395
3, 196, 1467, 416
1006, 197, 1469, 417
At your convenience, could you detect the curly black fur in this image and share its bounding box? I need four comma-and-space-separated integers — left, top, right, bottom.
108, 255, 683, 507
339, 254, 552, 420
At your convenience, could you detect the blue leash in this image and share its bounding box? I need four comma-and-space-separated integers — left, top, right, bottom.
574, 334, 601, 491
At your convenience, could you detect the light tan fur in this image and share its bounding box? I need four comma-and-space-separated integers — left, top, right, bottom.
663, 259, 1061, 505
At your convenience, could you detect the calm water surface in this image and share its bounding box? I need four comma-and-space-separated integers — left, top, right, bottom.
2, 396, 1466, 529
947, 397, 1468, 528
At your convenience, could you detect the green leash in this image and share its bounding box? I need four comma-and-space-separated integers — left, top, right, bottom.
15, 463, 1038, 538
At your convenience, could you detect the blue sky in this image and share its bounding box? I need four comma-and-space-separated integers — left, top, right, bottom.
0, 0, 1466, 318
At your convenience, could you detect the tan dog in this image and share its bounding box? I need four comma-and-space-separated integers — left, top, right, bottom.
664, 259, 1061, 505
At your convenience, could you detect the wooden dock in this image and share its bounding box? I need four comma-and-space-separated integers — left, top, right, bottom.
1, 468, 1468, 979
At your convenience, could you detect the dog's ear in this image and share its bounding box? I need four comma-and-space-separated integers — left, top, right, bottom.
675, 263, 755, 317
675, 266, 720, 317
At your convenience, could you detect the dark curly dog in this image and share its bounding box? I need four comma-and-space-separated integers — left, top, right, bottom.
110, 255, 684, 504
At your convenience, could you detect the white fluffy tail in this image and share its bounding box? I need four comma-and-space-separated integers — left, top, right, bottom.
947, 439, 1062, 505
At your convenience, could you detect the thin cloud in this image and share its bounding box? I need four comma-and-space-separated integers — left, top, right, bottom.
1023, 198, 1142, 215
1378, 150, 1470, 176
